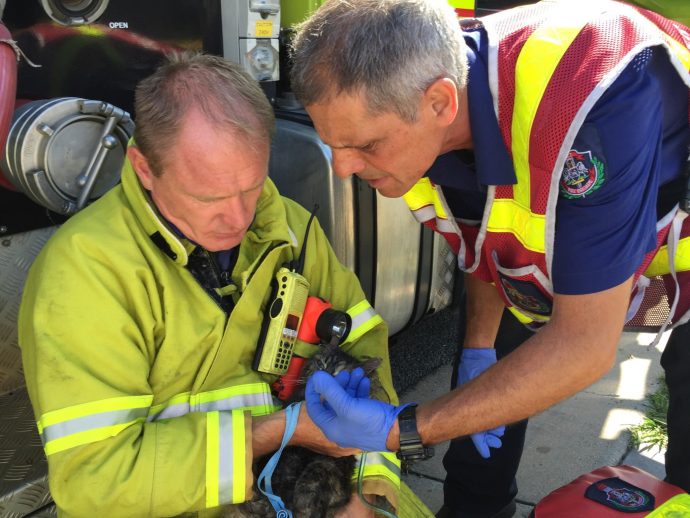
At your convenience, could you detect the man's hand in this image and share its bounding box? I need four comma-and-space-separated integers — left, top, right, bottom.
458, 348, 505, 458
306, 370, 406, 452
335, 367, 371, 399
290, 401, 360, 457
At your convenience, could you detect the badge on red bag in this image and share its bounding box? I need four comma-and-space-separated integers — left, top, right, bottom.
584, 477, 655, 513
497, 274, 552, 316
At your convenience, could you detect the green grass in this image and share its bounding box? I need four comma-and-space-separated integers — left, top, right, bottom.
629, 377, 669, 454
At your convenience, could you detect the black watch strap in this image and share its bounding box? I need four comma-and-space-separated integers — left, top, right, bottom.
396, 404, 434, 463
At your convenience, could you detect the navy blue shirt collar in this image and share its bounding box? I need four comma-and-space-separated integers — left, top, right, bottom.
426, 27, 516, 189
150, 192, 237, 271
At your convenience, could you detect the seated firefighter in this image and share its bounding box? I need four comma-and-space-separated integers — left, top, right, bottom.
18, 53, 400, 516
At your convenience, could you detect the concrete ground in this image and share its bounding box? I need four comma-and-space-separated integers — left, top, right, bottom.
399, 331, 668, 517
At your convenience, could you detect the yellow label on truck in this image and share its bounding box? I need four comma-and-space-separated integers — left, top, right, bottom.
255, 20, 273, 38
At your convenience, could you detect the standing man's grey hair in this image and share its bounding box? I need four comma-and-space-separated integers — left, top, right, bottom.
133, 52, 275, 176
290, 0, 468, 122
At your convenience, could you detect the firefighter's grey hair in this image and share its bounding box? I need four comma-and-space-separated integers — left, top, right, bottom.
290, 0, 468, 122
133, 52, 275, 176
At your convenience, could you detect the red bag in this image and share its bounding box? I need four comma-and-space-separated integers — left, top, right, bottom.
531, 465, 688, 517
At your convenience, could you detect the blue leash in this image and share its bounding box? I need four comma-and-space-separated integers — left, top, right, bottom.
257, 401, 302, 518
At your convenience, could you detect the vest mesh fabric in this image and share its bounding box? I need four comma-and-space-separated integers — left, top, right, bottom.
481, 1, 690, 327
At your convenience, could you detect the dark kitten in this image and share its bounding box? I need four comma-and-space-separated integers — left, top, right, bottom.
222, 344, 382, 518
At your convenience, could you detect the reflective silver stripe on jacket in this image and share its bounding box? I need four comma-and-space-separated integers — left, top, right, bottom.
147, 392, 276, 421
350, 307, 378, 332
218, 411, 236, 504
358, 452, 401, 479
40, 407, 149, 444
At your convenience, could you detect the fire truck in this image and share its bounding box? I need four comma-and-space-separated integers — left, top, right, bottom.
0, 1, 473, 514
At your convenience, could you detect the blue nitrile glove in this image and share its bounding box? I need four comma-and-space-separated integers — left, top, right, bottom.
458, 347, 505, 459
306, 370, 406, 452
334, 367, 370, 399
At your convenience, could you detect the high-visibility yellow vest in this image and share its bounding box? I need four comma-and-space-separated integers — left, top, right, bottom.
405, 0, 690, 328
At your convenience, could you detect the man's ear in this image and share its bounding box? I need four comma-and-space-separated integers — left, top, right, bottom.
127, 146, 154, 190
423, 77, 458, 128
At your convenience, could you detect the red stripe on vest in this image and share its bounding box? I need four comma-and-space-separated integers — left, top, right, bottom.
455, 8, 474, 18
490, 6, 546, 201
630, 6, 690, 123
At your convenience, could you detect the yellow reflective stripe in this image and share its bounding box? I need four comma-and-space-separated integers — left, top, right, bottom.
354, 452, 401, 486
645, 237, 690, 276
148, 383, 279, 421
195, 383, 276, 416
37, 394, 153, 433
42, 408, 148, 445
206, 412, 220, 508
446, 0, 474, 9
511, 8, 590, 208
507, 306, 533, 325
486, 199, 545, 253
352, 452, 400, 488
664, 33, 690, 70
345, 301, 384, 343
506, 305, 550, 326
44, 419, 146, 456
207, 410, 249, 508
231, 411, 247, 503
403, 178, 449, 219
39, 395, 153, 455
645, 493, 690, 517
195, 383, 271, 405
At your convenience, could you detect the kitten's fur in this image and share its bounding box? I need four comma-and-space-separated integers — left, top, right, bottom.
222, 344, 383, 518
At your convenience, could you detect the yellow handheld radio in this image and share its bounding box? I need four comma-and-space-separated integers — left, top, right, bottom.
252, 207, 317, 375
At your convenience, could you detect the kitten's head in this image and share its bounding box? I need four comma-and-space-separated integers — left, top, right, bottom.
290, 344, 382, 402
307, 343, 381, 377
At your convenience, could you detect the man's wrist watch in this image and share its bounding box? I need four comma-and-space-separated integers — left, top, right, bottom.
396, 404, 434, 462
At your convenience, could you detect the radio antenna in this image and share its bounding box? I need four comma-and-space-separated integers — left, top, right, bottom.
293, 204, 319, 275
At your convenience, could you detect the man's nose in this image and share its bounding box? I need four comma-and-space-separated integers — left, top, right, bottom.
223, 197, 254, 229
331, 148, 366, 179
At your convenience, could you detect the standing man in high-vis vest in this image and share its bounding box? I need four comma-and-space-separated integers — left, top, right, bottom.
18, 53, 403, 516
290, 1, 690, 517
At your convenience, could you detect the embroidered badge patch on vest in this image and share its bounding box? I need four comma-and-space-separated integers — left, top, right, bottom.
498, 275, 552, 316
584, 477, 655, 513
559, 149, 605, 199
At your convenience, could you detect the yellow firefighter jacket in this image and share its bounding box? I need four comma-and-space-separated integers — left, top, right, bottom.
19, 156, 400, 517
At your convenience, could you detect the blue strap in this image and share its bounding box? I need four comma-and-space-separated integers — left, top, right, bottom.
257, 402, 302, 518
